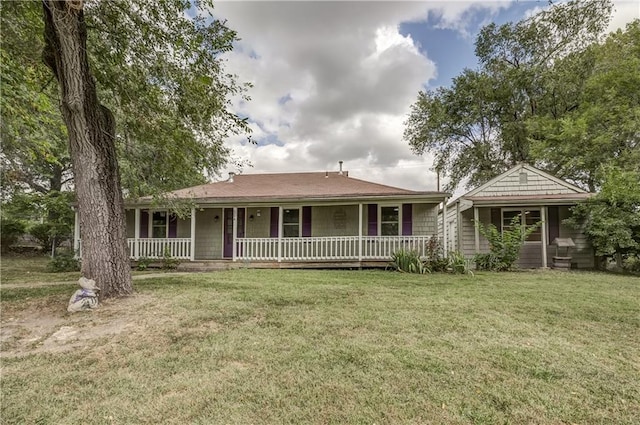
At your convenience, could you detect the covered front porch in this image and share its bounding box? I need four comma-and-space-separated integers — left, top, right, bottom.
75, 200, 448, 263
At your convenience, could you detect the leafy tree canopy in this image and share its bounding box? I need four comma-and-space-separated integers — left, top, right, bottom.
1, 0, 250, 200
404, 0, 614, 191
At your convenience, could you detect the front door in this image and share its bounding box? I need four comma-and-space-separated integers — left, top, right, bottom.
223, 208, 245, 258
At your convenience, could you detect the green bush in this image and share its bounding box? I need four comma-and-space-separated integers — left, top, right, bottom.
623, 255, 640, 273
48, 251, 80, 272
423, 236, 449, 272
136, 257, 153, 271
389, 249, 429, 274
0, 217, 26, 253
29, 222, 70, 251
162, 248, 181, 270
447, 250, 473, 275
474, 214, 540, 271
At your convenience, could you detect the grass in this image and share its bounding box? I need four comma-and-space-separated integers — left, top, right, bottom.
0, 254, 160, 285
1, 267, 639, 424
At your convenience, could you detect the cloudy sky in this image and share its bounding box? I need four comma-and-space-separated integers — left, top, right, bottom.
211, 0, 639, 193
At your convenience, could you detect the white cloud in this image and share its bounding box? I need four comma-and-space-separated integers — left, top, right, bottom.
609, 0, 640, 33
211, 1, 517, 192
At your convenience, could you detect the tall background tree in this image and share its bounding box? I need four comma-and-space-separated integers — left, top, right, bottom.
1, 0, 249, 296
404, 0, 613, 191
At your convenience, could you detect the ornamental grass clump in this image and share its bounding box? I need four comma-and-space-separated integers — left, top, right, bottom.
389, 249, 429, 274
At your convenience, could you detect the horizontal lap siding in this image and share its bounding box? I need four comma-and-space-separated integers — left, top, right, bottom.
245, 207, 271, 238
517, 244, 543, 268
461, 208, 491, 259
177, 217, 190, 238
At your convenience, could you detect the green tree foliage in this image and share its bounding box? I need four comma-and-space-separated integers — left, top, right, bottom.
1, 0, 249, 199
404, 0, 613, 191
529, 20, 640, 191
474, 214, 541, 271
0, 1, 71, 196
566, 167, 640, 262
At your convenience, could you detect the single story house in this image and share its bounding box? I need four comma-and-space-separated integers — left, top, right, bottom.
75, 168, 450, 266
439, 163, 595, 269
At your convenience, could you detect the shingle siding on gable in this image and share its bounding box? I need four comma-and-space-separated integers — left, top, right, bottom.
473, 169, 577, 197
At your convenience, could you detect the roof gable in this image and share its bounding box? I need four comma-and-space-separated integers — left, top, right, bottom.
463, 163, 588, 198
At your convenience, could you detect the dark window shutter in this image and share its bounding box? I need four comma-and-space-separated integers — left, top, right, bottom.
548, 206, 559, 243
270, 207, 279, 238
368, 204, 378, 236
140, 210, 149, 238
490, 208, 501, 229
402, 204, 412, 235
302, 206, 312, 237
168, 214, 177, 238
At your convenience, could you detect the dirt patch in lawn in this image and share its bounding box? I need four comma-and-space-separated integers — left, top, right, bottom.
0, 293, 164, 358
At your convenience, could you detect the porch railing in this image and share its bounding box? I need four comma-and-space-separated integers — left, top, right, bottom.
236, 235, 434, 261
75, 238, 192, 260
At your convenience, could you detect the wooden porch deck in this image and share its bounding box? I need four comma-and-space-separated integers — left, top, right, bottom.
174, 260, 391, 272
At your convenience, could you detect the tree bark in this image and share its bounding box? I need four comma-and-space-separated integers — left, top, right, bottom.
42, 0, 132, 298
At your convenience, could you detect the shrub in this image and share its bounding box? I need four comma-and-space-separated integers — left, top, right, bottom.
623, 255, 640, 273
474, 214, 540, 271
447, 250, 473, 275
48, 250, 80, 272
389, 249, 429, 274
0, 217, 26, 253
162, 247, 181, 270
136, 257, 153, 271
29, 222, 70, 251
423, 235, 449, 272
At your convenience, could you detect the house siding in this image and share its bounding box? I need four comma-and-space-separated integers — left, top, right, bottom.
176, 217, 190, 238
311, 205, 359, 237
245, 207, 271, 238
194, 208, 222, 260
473, 169, 578, 197
125, 210, 135, 238
413, 204, 439, 236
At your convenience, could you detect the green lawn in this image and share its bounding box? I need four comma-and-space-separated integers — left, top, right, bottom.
1, 267, 639, 424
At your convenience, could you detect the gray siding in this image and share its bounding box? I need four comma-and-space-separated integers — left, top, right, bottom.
413, 203, 439, 236
474, 169, 578, 197
194, 208, 223, 260
312, 205, 359, 236
125, 210, 135, 238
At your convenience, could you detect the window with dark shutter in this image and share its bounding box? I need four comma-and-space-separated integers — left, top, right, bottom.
367, 204, 378, 236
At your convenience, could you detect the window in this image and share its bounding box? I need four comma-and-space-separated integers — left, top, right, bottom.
502, 209, 541, 242
380, 206, 399, 236
283, 209, 300, 237
152, 211, 168, 238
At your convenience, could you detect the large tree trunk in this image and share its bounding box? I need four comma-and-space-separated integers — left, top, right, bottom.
43, 0, 132, 298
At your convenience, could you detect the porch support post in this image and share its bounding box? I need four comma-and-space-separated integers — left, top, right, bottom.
541, 206, 548, 268
442, 199, 448, 258
134, 208, 140, 259
456, 201, 462, 252
232, 207, 238, 261
278, 206, 283, 262
474, 206, 480, 253
358, 203, 363, 261
73, 209, 80, 257
190, 207, 196, 261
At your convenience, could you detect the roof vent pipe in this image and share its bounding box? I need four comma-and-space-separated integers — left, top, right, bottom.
228, 172, 235, 183
325, 171, 329, 178
338, 160, 344, 175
